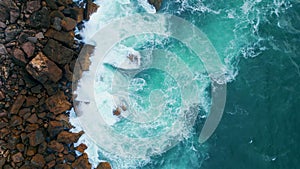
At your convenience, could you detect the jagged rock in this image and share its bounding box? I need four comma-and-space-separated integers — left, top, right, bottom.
43, 39, 75, 65
0, 44, 7, 55
45, 0, 58, 9
10, 95, 26, 114
47, 121, 64, 138
46, 91, 71, 115
5, 25, 22, 42
52, 17, 62, 31
21, 42, 35, 58
28, 7, 50, 28
13, 48, 27, 64
0, 0, 19, 23
48, 140, 64, 152
85, 0, 99, 20
26, 114, 38, 124
28, 130, 44, 146
26, 52, 62, 83
70, 7, 84, 23
11, 152, 24, 163
0, 21, 6, 29
26, 0, 41, 13
96, 162, 112, 169
45, 29, 74, 47
76, 143, 87, 153
55, 164, 72, 169
50, 10, 65, 19
71, 154, 91, 169
148, 0, 163, 11
61, 17, 77, 31
57, 131, 84, 144
0, 91, 5, 100
35, 32, 44, 39
0, 157, 6, 168
16, 143, 25, 152
25, 96, 39, 107
10, 115, 22, 126
31, 154, 45, 168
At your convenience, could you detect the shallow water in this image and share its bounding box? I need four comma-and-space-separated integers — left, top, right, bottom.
72, 0, 300, 168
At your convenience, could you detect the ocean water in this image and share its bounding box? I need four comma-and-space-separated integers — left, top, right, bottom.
72, 0, 300, 168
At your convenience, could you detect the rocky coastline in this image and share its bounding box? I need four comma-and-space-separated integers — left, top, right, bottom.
0, 0, 162, 168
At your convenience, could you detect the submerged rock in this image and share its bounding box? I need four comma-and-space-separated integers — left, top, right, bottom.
148, 0, 163, 11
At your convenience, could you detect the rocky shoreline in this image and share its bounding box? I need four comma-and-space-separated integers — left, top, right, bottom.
0, 0, 111, 168
0, 0, 163, 168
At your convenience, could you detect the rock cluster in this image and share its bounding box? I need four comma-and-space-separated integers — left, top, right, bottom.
0, 0, 111, 168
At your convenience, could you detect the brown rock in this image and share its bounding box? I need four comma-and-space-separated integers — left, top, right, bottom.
65, 154, 75, 162
10, 95, 26, 114
26, 0, 41, 13
25, 96, 39, 107
96, 162, 112, 169
70, 7, 84, 23
11, 152, 24, 163
50, 10, 65, 19
21, 42, 35, 58
45, 29, 74, 47
48, 140, 64, 152
47, 121, 64, 138
43, 39, 75, 65
57, 131, 84, 144
0, 157, 5, 168
10, 115, 22, 127
25, 123, 39, 132
28, 7, 50, 28
28, 130, 44, 146
71, 154, 91, 169
85, 0, 99, 20
47, 160, 56, 168
76, 143, 87, 153
26, 114, 38, 124
55, 163, 71, 169
46, 91, 71, 115
26, 146, 36, 156
13, 48, 27, 64
61, 17, 77, 31
0, 91, 5, 100
31, 154, 45, 168
26, 52, 62, 83
16, 143, 25, 152
148, 0, 163, 11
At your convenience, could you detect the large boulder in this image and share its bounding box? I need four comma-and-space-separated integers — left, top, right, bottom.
26, 52, 62, 83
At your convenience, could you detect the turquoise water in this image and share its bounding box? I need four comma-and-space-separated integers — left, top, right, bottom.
75, 0, 300, 168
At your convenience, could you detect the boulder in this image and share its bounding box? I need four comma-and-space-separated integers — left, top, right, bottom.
31, 154, 45, 168
61, 17, 77, 31
48, 140, 64, 152
45, 29, 75, 47
26, 52, 62, 83
11, 152, 24, 163
21, 42, 35, 58
85, 0, 99, 20
13, 48, 27, 64
10, 95, 26, 114
57, 131, 84, 144
96, 162, 112, 169
27, 7, 50, 28
28, 130, 44, 146
71, 154, 91, 169
46, 91, 71, 115
26, 0, 41, 13
43, 39, 75, 65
